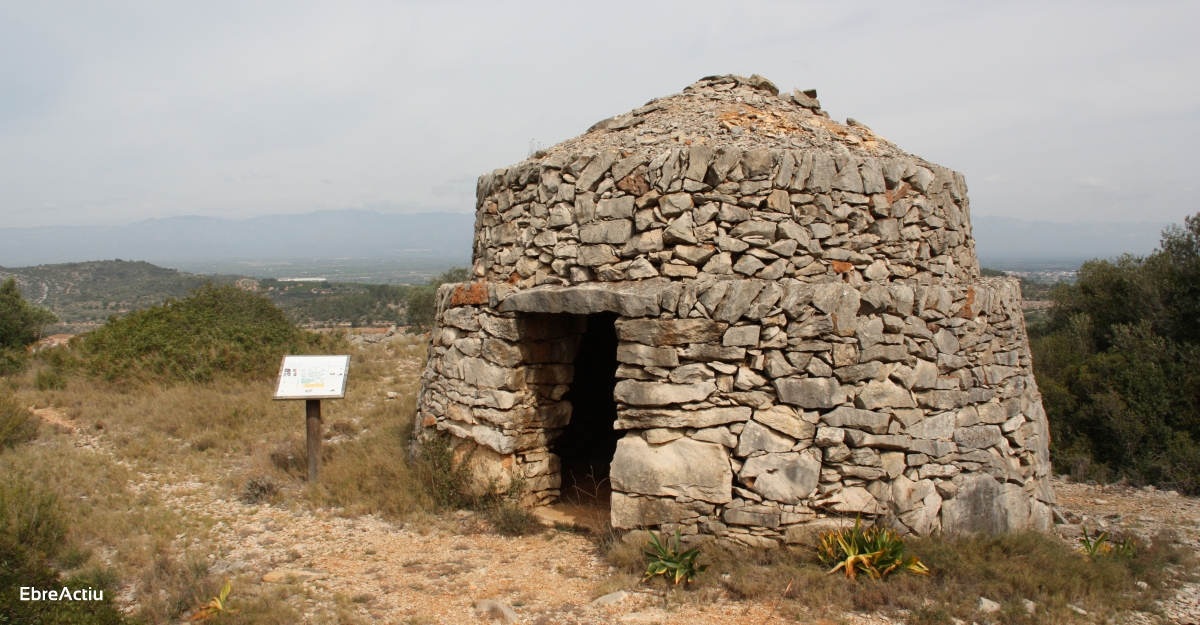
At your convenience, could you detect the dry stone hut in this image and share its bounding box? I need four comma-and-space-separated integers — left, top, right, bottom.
414, 74, 1054, 546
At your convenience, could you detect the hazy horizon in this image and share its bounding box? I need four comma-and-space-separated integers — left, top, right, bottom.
2, 1, 1197, 229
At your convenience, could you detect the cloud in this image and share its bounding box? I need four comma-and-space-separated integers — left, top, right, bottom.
0, 0, 1197, 227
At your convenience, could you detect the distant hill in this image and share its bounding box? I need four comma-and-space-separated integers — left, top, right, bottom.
0, 260, 418, 332
0, 260, 245, 329
973, 215, 1168, 270
0, 208, 1171, 274
0, 209, 475, 267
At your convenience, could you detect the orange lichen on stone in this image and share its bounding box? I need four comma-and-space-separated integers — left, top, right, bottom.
450, 282, 489, 307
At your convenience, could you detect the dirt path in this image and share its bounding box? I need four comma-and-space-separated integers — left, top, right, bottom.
28, 400, 1200, 624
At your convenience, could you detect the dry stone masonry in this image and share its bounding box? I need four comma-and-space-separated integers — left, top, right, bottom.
414, 74, 1054, 547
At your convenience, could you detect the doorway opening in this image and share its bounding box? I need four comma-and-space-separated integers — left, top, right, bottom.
554, 312, 621, 510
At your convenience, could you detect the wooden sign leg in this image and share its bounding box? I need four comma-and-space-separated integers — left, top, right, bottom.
306, 399, 321, 482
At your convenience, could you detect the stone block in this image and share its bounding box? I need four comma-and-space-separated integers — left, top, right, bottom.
616, 342, 679, 367
735, 420, 795, 456
610, 493, 714, 529
820, 406, 890, 434
739, 448, 825, 501
614, 406, 751, 430
855, 380, 916, 410
614, 380, 716, 406
723, 325, 761, 347
611, 434, 732, 504
753, 405, 816, 440
774, 377, 847, 409
954, 424, 1003, 450
615, 318, 724, 345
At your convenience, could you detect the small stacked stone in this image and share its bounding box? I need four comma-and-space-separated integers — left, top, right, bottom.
413, 75, 1055, 547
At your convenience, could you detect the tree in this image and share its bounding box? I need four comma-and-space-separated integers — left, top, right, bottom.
0, 277, 58, 349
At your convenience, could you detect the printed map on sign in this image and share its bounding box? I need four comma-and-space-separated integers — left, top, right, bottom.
274, 355, 351, 399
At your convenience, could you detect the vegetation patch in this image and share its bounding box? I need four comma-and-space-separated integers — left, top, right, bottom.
0, 473, 129, 624
607, 529, 1185, 623
1033, 213, 1200, 492
0, 389, 39, 449
79, 283, 336, 383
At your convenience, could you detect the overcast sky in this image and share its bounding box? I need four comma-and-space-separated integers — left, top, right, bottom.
1, 0, 1197, 228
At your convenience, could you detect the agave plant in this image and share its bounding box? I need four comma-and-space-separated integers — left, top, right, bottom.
816, 517, 929, 580
190, 579, 238, 621
643, 528, 708, 586
1079, 526, 1136, 560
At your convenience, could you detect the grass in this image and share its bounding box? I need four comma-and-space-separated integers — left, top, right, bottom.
0, 387, 39, 448
0, 332, 433, 623
602, 527, 1188, 623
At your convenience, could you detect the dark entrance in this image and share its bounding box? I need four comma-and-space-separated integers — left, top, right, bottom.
555, 312, 621, 507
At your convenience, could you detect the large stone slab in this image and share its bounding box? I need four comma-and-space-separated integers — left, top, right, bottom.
614, 380, 716, 406
739, 451, 820, 504
499, 280, 671, 317
614, 406, 751, 430
820, 406, 890, 434
954, 424, 1003, 450
614, 318, 724, 345
855, 380, 916, 410
941, 473, 1028, 534
901, 411, 951, 440
616, 343, 679, 367
774, 377, 846, 409
610, 493, 714, 529
810, 283, 860, 336
753, 405, 816, 440
610, 435, 732, 504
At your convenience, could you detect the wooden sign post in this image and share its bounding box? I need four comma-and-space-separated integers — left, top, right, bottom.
273, 355, 351, 482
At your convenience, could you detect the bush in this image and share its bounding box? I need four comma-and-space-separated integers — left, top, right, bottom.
487, 500, 543, 537
0, 390, 38, 449
80, 283, 335, 383
0, 276, 58, 350
405, 268, 469, 330
1034, 213, 1200, 492
0, 474, 128, 624
35, 368, 67, 391
240, 476, 279, 504
0, 348, 27, 376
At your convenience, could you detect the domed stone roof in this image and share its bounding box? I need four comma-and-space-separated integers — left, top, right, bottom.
470, 74, 976, 294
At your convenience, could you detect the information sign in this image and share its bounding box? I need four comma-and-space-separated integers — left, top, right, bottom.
273, 355, 351, 400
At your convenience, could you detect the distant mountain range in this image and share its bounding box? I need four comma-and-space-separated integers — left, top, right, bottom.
971, 215, 1168, 270
0, 210, 476, 268
0, 209, 1171, 272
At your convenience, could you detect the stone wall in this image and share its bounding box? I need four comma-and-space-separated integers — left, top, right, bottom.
415, 273, 1054, 545
413, 75, 1054, 547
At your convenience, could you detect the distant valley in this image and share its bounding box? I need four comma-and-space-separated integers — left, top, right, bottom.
0, 209, 1169, 273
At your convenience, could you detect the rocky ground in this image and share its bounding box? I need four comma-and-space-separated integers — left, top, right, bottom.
1053, 480, 1200, 625
34, 389, 1200, 624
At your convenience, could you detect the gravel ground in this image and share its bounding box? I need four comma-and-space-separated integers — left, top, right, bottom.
29, 376, 1200, 624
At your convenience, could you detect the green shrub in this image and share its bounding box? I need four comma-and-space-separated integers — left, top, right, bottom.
35, 368, 66, 391
1034, 213, 1200, 492
80, 283, 336, 383
412, 432, 474, 510
0, 276, 58, 350
0, 474, 128, 624
0, 390, 38, 449
487, 500, 543, 537
0, 348, 27, 376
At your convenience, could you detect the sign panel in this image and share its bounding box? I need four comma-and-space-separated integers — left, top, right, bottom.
273, 355, 351, 400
